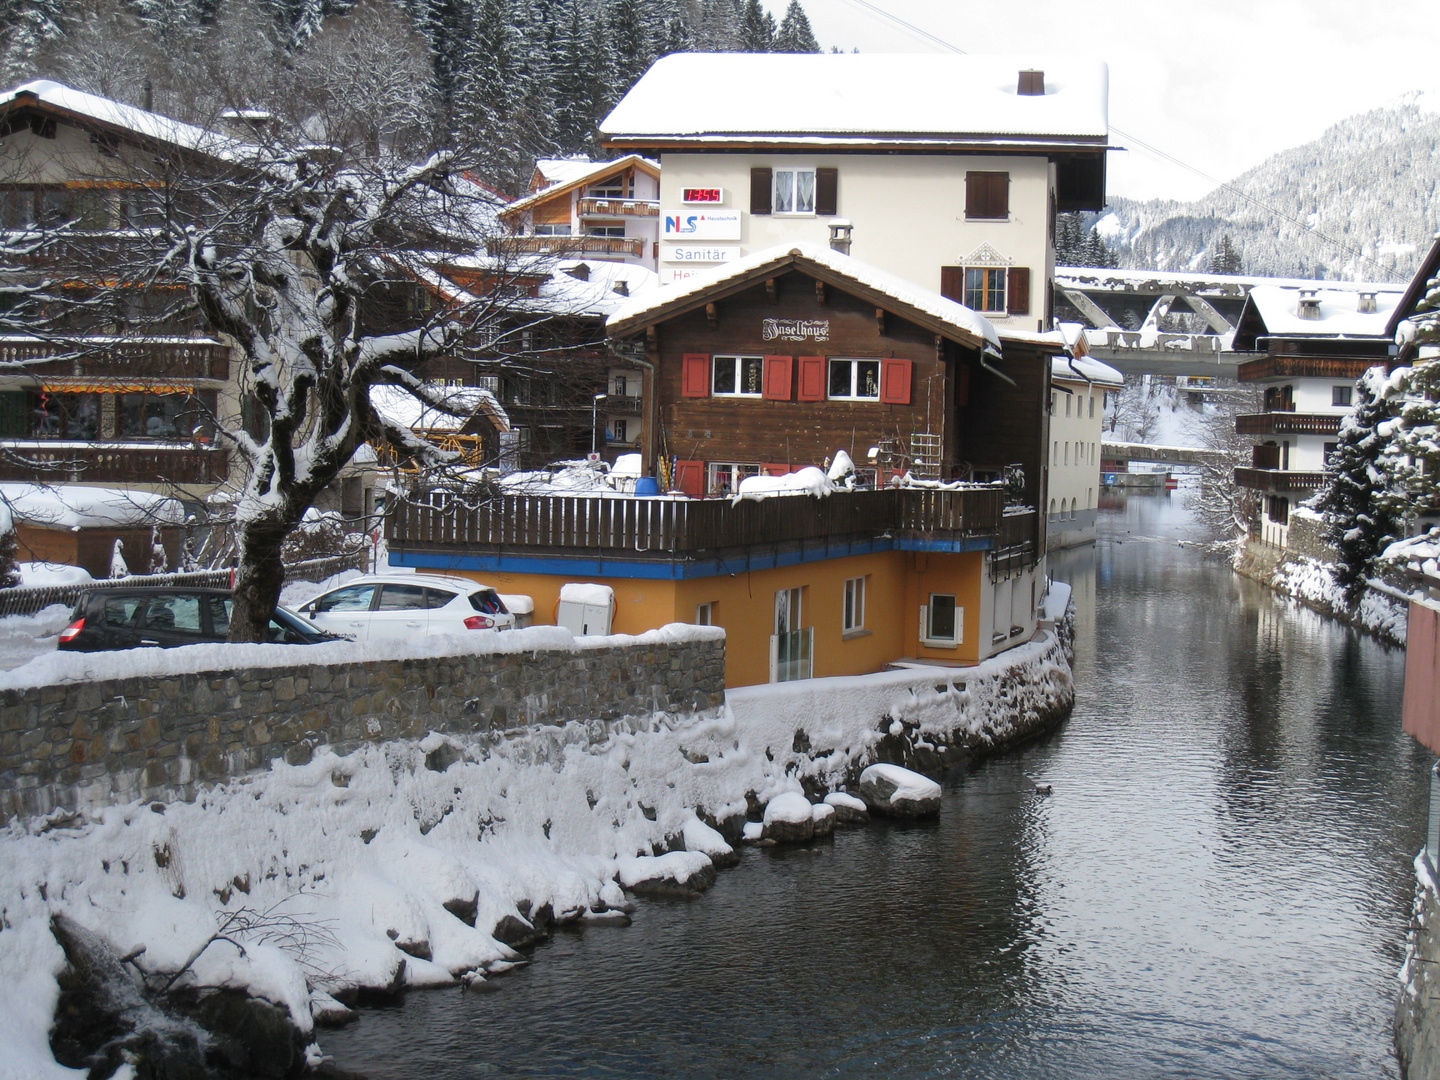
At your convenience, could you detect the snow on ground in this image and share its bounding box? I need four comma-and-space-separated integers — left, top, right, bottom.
0, 611, 1072, 1076
1267, 553, 1409, 645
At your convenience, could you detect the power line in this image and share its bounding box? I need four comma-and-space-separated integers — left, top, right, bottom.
828, 0, 1403, 282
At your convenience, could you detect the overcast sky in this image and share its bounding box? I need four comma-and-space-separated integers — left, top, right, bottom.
786, 0, 1440, 203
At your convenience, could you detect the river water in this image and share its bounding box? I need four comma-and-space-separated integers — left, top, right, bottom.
325, 493, 1428, 1079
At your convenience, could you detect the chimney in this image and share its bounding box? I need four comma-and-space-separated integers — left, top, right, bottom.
1297, 289, 1322, 320
142, 77, 153, 112
828, 219, 853, 255
1357, 291, 1377, 314
613, 279, 629, 297
565, 262, 590, 281
1018, 70, 1045, 96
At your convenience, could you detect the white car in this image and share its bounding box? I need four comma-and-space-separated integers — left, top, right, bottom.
296, 573, 514, 642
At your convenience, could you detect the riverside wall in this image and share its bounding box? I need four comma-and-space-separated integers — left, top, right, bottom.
1398, 860, 1440, 1080
0, 632, 726, 823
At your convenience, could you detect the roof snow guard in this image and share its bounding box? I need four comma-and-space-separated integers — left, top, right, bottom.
605, 242, 1001, 354
601, 53, 1109, 149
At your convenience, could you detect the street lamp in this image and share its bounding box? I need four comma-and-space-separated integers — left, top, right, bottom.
591, 393, 607, 455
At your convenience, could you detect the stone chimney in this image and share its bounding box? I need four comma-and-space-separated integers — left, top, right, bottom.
829, 219, 853, 255
1357, 291, 1377, 314
565, 263, 590, 281
1018, 70, 1045, 96
612, 279, 629, 297
1298, 289, 1322, 320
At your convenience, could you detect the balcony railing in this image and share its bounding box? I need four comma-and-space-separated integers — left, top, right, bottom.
1237, 355, 1380, 382
0, 338, 230, 381
389, 486, 1012, 559
1233, 467, 1327, 492
490, 236, 646, 259
1235, 412, 1343, 436
0, 442, 229, 484
604, 396, 644, 415
576, 198, 660, 218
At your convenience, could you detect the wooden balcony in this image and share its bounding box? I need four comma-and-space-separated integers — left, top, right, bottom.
1235, 412, 1343, 436
0, 338, 230, 381
0, 443, 229, 485
1237, 355, 1379, 382
604, 396, 644, 415
389, 486, 1013, 562
1233, 467, 1326, 492
490, 235, 647, 259
576, 198, 660, 218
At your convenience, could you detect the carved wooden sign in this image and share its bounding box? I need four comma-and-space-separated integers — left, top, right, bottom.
762, 318, 830, 343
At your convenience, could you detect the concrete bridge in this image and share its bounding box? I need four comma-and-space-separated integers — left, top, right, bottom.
1100, 439, 1228, 468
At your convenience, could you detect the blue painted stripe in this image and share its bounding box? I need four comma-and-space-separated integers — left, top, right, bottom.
392, 533, 994, 578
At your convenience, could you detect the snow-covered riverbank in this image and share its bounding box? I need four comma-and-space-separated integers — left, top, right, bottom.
0, 590, 1073, 1079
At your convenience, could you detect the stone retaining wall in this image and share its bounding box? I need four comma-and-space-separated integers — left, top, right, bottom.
0, 635, 726, 823
1397, 860, 1440, 1080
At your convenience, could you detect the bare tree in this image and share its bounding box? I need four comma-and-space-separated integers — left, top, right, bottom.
1179, 382, 1261, 542
1105, 375, 1162, 443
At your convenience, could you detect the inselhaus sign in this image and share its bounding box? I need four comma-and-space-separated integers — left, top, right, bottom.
762, 318, 830, 342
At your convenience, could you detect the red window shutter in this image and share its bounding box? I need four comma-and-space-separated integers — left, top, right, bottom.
815, 167, 838, 215
763, 355, 793, 400
1007, 267, 1031, 315
763, 463, 790, 476
880, 358, 912, 404
673, 460, 705, 496
681, 353, 710, 398
940, 266, 963, 303
750, 167, 773, 215
796, 356, 826, 401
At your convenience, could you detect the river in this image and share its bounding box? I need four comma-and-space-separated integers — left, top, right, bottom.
324, 492, 1428, 1079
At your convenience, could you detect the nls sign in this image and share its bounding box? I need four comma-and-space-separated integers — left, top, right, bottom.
662, 211, 741, 241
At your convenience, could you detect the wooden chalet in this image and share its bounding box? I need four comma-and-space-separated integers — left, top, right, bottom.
388, 243, 1060, 687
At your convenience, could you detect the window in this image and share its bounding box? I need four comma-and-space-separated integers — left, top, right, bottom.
533, 223, 571, 236
611, 418, 628, 444
1267, 496, 1290, 524
613, 375, 628, 396
1065, 394, 1071, 417
707, 462, 761, 496
772, 586, 811, 682
312, 584, 377, 613
965, 171, 1009, 220
588, 173, 630, 198
964, 267, 1007, 313
1332, 385, 1353, 407
773, 168, 815, 214
712, 355, 764, 396
376, 584, 431, 611
828, 358, 880, 400
1089, 394, 1096, 419
141, 594, 203, 634
923, 593, 961, 646
843, 576, 866, 633
28, 392, 99, 440
119, 391, 216, 441
695, 602, 715, 626
587, 223, 626, 238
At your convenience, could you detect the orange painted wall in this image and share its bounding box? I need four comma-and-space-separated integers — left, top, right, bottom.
436, 546, 990, 687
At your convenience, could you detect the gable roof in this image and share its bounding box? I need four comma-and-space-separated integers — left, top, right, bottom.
1231, 284, 1402, 349
503, 154, 660, 220
606, 242, 1001, 353
1, 79, 248, 160
1388, 234, 1440, 339
601, 53, 1108, 151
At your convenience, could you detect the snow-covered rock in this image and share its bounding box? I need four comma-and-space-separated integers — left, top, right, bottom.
615, 851, 716, 898
682, 815, 738, 868
761, 791, 816, 843
857, 764, 942, 818
810, 801, 836, 838
824, 791, 870, 825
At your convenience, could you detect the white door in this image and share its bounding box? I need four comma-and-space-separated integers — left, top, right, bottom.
366, 583, 433, 640
304, 582, 378, 640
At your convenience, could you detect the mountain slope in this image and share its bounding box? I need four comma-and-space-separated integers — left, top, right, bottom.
1096, 97, 1440, 283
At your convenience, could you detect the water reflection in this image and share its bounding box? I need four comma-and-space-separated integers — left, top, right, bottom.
325, 494, 1426, 1079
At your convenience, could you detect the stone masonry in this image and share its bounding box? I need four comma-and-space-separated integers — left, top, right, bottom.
0, 635, 726, 823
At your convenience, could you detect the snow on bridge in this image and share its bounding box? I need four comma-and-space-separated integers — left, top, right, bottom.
1101, 439, 1228, 468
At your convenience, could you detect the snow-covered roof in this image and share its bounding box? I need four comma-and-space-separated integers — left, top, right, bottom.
606, 242, 1001, 353
506, 155, 660, 217
537, 260, 660, 318
1240, 285, 1402, 339
0, 483, 186, 530
369, 384, 509, 433
2, 80, 248, 160
533, 158, 604, 189
602, 54, 1108, 145
1051, 354, 1124, 387
1055, 265, 1399, 294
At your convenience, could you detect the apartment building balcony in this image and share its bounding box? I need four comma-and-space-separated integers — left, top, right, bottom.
0, 441, 229, 485
1233, 467, 1326, 493
604, 396, 644, 415
576, 197, 660, 219
1237, 355, 1380, 382
1234, 412, 1343, 436
490, 235, 647, 259
388, 486, 1026, 567
0, 337, 230, 382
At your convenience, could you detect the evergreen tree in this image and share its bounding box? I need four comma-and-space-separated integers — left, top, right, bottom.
1314, 366, 1404, 605
691, 0, 739, 50
609, 0, 655, 97
1377, 361, 1440, 539
773, 0, 818, 51
1, 0, 69, 81
1055, 212, 1087, 265
551, 0, 604, 155
0, 521, 19, 590
738, 0, 774, 50
406, 0, 472, 111
1209, 233, 1243, 275
655, 12, 692, 54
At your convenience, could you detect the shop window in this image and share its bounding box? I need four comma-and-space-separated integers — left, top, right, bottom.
922, 593, 961, 647
712, 355, 764, 397
843, 576, 866, 633
828, 358, 880, 400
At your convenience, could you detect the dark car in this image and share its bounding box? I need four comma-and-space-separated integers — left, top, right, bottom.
57, 588, 342, 652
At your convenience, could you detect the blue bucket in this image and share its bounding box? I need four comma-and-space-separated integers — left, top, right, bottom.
634, 476, 661, 496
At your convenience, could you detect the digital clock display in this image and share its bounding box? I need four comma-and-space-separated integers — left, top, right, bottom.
682, 187, 724, 204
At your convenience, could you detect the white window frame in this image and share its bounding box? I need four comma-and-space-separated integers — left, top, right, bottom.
611, 417, 628, 444
843, 576, 867, 635
706, 461, 761, 496
695, 602, 715, 626
533, 223, 572, 236
827, 358, 881, 401
712, 354, 764, 397
920, 593, 962, 648
773, 168, 816, 215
